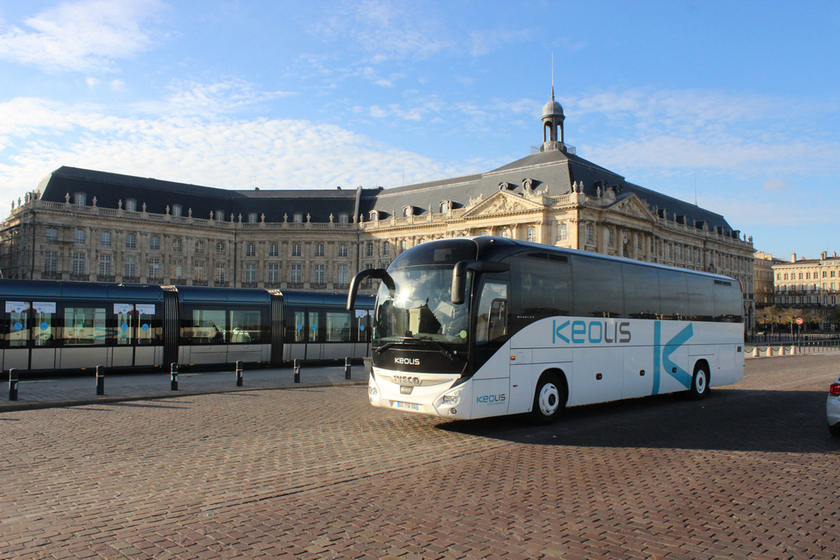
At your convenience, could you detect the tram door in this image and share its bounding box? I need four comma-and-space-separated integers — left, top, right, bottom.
112, 303, 158, 368
2, 300, 59, 371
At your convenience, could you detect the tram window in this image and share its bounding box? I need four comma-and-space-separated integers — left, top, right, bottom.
182, 308, 226, 345
229, 309, 266, 344
355, 310, 371, 343
290, 310, 306, 342
136, 304, 160, 345
64, 306, 107, 345
326, 311, 351, 342
309, 311, 322, 342
572, 257, 624, 318
623, 265, 660, 320
32, 302, 56, 347
114, 304, 134, 345
4, 301, 30, 348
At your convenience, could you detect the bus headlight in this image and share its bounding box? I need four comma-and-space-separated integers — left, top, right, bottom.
442, 391, 460, 406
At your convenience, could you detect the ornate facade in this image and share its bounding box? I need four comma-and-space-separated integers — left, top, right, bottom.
0, 92, 756, 331
773, 252, 840, 308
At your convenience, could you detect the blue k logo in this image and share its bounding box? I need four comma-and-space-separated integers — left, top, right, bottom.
652, 322, 694, 394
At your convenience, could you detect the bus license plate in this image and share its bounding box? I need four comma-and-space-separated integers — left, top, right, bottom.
395, 401, 420, 411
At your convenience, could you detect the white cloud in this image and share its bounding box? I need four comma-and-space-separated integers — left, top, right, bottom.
763, 178, 788, 191
0, 0, 165, 72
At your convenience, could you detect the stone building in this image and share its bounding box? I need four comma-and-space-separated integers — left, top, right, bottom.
754, 251, 786, 306
0, 91, 756, 330
773, 252, 840, 308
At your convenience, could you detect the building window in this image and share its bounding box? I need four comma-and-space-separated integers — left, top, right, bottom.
46, 227, 58, 242
148, 258, 160, 280
267, 263, 279, 284
337, 264, 348, 286
73, 192, 86, 205
173, 260, 183, 280
124, 256, 136, 278
216, 263, 226, 284
195, 240, 204, 254
383, 242, 390, 256
269, 244, 279, 257
99, 255, 112, 277
100, 232, 111, 247
313, 264, 325, 285
246, 243, 256, 257
216, 241, 225, 254
172, 204, 182, 217
315, 244, 325, 257
216, 210, 225, 222
292, 243, 302, 257
338, 244, 348, 258
150, 236, 160, 251
293, 213, 303, 223
248, 213, 258, 223
586, 224, 594, 244
72, 253, 86, 276
244, 263, 257, 284
527, 226, 537, 243
194, 262, 206, 282
44, 251, 57, 274
557, 223, 567, 242
74, 229, 85, 245
173, 238, 182, 252
290, 263, 302, 284
126, 234, 137, 249
125, 199, 137, 212
339, 213, 349, 224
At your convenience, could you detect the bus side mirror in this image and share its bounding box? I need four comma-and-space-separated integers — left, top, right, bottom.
451, 261, 509, 305
347, 268, 394, 311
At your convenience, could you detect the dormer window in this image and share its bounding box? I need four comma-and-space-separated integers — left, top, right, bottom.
216, 210, 225, 221
248, 213, 258, 223
172, 204, 182, 217
440, 201, 450, 213
293, 213, 303, 223
369, 210, 379, 222
125, 199, 137, 212
338, 213, 349, 224
403, 206, 413, 217
73, 192, 86, 206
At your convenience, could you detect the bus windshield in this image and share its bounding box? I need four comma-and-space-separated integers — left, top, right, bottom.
373, 266, 471, 346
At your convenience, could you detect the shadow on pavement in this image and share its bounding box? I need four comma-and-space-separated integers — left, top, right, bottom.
440, 388, 840, 454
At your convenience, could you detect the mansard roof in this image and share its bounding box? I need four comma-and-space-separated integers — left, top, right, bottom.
38, 166, 370, 223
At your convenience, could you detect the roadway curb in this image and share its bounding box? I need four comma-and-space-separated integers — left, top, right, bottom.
0, 380, 367, 413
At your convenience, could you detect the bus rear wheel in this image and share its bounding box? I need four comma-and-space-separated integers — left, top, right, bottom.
530, 372, 565, 425
687, 364, 709, 400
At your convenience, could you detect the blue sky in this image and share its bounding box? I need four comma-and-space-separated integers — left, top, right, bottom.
1, 0, 838, 259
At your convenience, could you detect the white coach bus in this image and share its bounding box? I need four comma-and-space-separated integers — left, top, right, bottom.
347, 237, 744, 424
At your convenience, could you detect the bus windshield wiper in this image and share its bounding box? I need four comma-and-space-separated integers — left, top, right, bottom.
412, 336, 464, 363
373, 337, 413, 354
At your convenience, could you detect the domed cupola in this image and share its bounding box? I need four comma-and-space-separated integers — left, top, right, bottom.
541, 87, 566, 152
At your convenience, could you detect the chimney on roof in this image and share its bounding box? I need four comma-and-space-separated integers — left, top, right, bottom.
822, 251, 828, 260
791, 253, 797, 263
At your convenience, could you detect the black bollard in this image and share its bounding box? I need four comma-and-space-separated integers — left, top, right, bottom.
8, 368, 18, 401
170, 362, 178, 391
95, 365, 105, 395
344, 356, 351, 380
236, 360, 243, 387
294, 359, 300, 383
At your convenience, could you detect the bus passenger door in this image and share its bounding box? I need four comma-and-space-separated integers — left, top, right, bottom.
472, 282, 511, 417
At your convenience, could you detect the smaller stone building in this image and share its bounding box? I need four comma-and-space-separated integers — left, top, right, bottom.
773, 252, 840, 308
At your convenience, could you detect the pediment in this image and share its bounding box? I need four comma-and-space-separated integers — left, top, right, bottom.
608, 194, 655, 221
462, 190, 545, 218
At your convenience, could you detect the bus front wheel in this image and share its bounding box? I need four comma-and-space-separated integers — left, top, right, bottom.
687, 363, 710, 400
530, 372, 566, 425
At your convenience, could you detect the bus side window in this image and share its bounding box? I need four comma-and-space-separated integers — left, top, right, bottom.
476, 283, 508, 345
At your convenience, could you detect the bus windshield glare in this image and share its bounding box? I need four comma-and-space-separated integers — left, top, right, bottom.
373, 266, 471, 346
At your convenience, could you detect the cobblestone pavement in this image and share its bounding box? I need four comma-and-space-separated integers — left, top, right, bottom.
1, 355, 839, 559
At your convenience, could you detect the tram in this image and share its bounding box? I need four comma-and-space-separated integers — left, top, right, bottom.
0, 279, 373, 375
